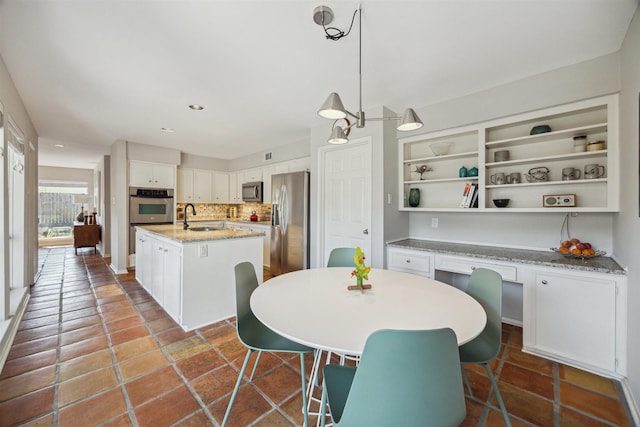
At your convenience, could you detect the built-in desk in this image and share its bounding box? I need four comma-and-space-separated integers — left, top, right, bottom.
386, 239, 627, 378
73, 223, 100, 255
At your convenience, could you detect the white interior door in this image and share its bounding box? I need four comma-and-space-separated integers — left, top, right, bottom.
7, 123, 25, 292
319, 138, 372, 266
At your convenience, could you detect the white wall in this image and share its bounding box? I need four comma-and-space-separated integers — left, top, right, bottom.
617, 5, 640, 421
38, 166, 95, 200
109, 140, 128, 274
180, 153, 227, 171
95, 155, 110, 257
127, 141, 180, 165
227, 139, 310, 172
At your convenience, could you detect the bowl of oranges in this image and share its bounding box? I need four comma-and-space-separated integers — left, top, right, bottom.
552, 238, 605, 258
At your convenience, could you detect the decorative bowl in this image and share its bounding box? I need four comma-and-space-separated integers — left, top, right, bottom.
493, 198, 510, 208
551, 248, 606, 259
530, 125, 552, 135
430, 141, 453, 156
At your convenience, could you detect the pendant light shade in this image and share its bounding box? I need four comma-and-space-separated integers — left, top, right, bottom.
328, 125, 349, 144
318, 92, 347, 119
397, 108, 424, 131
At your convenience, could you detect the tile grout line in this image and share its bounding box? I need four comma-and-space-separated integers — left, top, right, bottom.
90, 260, 141, 427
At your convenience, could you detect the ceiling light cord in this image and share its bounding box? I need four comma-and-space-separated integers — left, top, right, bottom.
322, 8, 358, 41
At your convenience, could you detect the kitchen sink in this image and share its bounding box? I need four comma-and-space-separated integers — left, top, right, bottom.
188, 226, 224, 232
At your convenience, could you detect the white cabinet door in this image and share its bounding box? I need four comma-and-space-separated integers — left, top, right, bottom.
153, 164, 175, 188
289, 157, 310, 172
177, 168, 195, 203
228, 172, 243, 203
213, 173, 229, 202
387, 247, 432, 278
130, 161, 175, 188
162, 242, 182, 322
527, 268, 618, 373
262, 163, 290, 204
194, 170, 213, 203
262, 226, 270, 267
135, 230, 152, 287
150, 237, 165, 301
244, 168, 262, 182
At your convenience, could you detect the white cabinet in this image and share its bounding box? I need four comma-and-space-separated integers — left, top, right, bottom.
135, 230, 152, 286
387, 247, 433, 278
162, 243, 183, 322
399, 94, 618, 212
213, 173, 229, 203
243, 168, 262, 183
228, 172, 243, 204
193, 170, 213, 203
289, 157, 310, 172
523, 267, 625, 375
130, 161, 175, 188
177, 168, 195, 203
178, 168, 214, 203
434, 254, 518, 282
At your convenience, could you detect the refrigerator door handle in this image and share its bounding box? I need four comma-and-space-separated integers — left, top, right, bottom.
280, 185, 288, 235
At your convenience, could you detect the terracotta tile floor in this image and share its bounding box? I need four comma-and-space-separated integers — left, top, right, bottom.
0, 247, 634, 426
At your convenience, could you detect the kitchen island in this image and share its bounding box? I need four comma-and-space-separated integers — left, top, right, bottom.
134, 224, 263, 331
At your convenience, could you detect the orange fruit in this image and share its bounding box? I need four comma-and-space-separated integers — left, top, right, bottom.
571, 248, 581, 256
559, 247, 570, 254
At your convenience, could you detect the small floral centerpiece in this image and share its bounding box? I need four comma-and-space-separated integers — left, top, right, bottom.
349, 247, 372, 290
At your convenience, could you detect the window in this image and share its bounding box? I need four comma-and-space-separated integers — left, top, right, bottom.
38, 181, 89, 241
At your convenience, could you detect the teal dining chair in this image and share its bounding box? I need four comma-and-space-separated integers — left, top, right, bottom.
327, 247, 356, 268
222, 262, 315, 427
459, 267, 511, 427
320, 328, 466, 427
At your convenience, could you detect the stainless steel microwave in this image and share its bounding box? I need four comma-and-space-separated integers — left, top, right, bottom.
242, 181, 263, 203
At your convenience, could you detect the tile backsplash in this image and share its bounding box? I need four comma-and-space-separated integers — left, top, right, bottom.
176, 203, 271, 222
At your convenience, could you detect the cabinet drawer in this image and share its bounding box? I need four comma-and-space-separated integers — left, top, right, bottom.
388, 249, 431, 275
435, 255, 517, 281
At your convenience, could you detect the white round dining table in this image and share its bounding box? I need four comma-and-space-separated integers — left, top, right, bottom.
250, 268, 487, 355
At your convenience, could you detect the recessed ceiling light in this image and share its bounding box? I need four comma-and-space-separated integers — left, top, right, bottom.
189, 104, 204, 110
161, 127, 175, 133
54, 144, 64, 148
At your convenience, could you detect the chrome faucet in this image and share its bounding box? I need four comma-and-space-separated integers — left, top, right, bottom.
183, 203, 196, 230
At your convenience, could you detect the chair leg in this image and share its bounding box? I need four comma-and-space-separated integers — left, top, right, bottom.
249, 350, 263, 380
222, 349, 254, 427
320, 381, 327, 427
461, 364, 474, 397
300, 353, 309, 427
483, 363, 511, 427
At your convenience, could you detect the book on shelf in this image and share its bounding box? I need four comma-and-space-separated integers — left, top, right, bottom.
467, 183, 479, 208
459, 182, 478, 208
459, 182, 472, 208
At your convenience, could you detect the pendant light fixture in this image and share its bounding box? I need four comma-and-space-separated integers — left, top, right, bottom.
314, 5, 423, 144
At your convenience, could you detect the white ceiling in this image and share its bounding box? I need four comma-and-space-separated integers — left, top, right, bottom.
0, 1, 637, 170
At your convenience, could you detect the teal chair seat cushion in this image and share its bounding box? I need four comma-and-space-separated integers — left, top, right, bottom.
237, 314, 313, 353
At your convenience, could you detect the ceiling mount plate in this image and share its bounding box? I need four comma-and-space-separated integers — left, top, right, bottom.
313, 6, 334, 26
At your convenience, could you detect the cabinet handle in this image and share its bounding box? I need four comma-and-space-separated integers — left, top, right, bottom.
158, 247, 163, 251
164, 249, 168, 252
471, 266, 476, 270
406, 259, 411, 263
541, 280, 548, 285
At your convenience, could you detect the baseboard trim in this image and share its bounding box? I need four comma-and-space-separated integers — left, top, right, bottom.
109, 263, 128, 275
620, 378, 640, 427
0, 291, 30, 373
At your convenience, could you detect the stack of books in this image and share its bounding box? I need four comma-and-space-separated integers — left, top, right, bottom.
459, 183, 479, 208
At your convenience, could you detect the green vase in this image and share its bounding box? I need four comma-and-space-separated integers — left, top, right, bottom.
408, 188, 420, 207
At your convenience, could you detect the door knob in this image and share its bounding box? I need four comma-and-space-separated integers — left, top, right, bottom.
363, 229, 369, 234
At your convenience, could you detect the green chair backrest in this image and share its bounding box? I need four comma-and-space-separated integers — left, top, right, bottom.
234, 262, 269, 347
339, 328, 466, 426
465, 267, 503, 361
327, 247, 356, 267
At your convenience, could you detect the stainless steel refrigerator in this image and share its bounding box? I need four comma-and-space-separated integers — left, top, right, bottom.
270, 171, 310, 275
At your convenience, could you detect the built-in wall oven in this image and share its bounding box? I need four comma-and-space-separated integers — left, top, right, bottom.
129, 187, 174, 255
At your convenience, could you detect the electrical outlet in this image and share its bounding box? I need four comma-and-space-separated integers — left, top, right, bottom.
431, 218, 439, 228
199, 245, 208, 257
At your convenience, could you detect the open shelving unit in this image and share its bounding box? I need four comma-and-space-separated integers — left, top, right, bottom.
399, 94, 619, 212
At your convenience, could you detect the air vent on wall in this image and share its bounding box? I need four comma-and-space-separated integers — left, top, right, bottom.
264, 152, 272, 161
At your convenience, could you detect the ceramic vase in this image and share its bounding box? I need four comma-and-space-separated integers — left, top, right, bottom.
408, 188, 420, 207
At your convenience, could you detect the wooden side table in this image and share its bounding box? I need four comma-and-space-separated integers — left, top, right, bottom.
73, 223, 100, 255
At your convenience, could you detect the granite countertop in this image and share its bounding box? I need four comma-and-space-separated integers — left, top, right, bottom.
387, 239, 626, 275
136, 224, 264, 243
185, 218, 271, 226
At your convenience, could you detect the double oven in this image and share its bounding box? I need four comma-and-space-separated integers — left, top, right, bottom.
129, 187, 174, 255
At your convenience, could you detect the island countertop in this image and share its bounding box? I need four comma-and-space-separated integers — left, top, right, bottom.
136, 224, 264, 243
